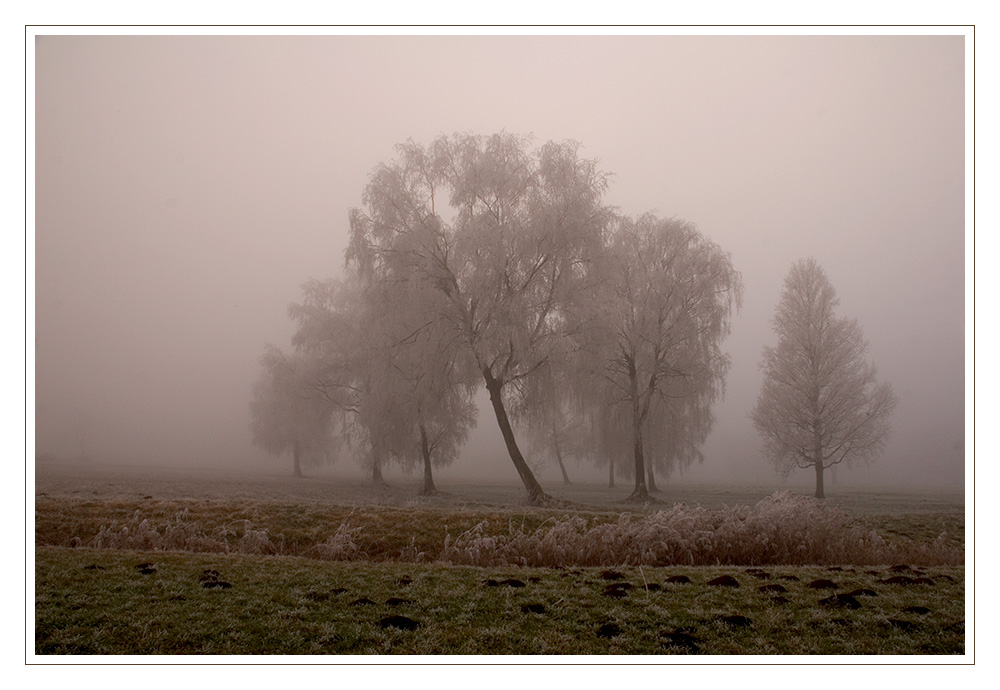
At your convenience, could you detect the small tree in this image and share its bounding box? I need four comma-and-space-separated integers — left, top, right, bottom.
513, 362, 588, 485
369, 274, 478, 495
288, 271, 475, 491
646, 394, 714, 486
288, 273, 407, 486
751, 258, 897, 499
249, 346, 338, 477
575, 214, 742, 502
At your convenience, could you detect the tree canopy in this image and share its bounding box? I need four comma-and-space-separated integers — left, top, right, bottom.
249, 345, 339, 477
253, 132, 745, 504
571, 214, 742, 501
348, 133, 613, 504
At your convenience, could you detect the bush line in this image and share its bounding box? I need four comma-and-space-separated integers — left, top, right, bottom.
85, 492, 960, 567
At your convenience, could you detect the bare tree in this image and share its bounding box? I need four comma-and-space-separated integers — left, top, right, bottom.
751, 258, 897, 499
348, 132, 612, 504
249, 346, 339, 478
575, 214, 742, 502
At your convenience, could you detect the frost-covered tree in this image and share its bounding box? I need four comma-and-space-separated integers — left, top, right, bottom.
367, 274, 478, 495
287, 273, 402, 485
348, 132, 613, 504
642, 393, 715, 490
512, 362, 589, 485
575, 214, 742, 502
583, 394, 630, 488
288, 270, 475, 491
249, 345, 339, 477
570, 376, 712, 492
751, 258, 897, 499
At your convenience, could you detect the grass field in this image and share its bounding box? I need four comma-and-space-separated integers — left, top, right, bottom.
32, 462, 968, 658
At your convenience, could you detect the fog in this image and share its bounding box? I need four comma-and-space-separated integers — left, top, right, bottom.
32, 32, 967, 490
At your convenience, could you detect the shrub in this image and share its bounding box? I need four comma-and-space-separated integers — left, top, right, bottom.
314, 517, 362, 560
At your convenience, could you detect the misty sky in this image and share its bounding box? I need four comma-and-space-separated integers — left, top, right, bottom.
32, 32, 968, 489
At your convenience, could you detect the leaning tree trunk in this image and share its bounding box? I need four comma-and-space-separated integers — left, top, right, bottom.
555, 450, 571, 485
419, 424, 437, 496
293, 440, 304, 478
483, 369, 549, 505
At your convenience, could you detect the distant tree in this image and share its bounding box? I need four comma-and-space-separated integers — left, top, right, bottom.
288, 273, 402, 486
348, 133, 613, 504
249, 346, 338, 477
410, 372, 478, 495
587, 397, 630, 488
751, 258, 897, 499
513, 362, 587, 485
642, 393, 715, 490
575, 214, 742, 502
574, 393, 710, 492
288, 270, 476, 491
368, 274, 478, 495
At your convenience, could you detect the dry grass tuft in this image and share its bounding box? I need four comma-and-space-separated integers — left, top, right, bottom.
436, 492, 961, 567
92, 509, 279, 555
314, 514, 363, 560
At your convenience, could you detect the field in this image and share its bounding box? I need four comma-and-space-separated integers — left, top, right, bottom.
33, 462, 968, 658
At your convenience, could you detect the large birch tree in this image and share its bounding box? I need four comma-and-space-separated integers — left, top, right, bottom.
348, 132, 612, 504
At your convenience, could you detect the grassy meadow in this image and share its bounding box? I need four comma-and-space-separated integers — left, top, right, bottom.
33, 462, 967, 657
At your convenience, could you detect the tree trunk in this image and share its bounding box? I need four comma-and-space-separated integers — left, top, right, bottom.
812, 423, 825, 499
811, 400, 825, 499
628, 427, 650, 502
608, 455, 615, 488
419, 424, 437, 495
293, 440, 303, 478
372, 455, 386, 486
645, 422, 660, 493
555, 450, 571, 485
551, 419, 571, 485
814, 461, 825, 499
483, 369, 549, 505
626, 362, 649, 502
647, 459, 660, 494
